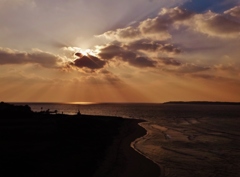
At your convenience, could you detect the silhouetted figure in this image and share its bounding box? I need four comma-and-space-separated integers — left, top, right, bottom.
77, 109, 81, 116
46, 109, 50, 114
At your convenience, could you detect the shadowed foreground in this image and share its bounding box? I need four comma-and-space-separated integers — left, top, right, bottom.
0, 102, 160, 177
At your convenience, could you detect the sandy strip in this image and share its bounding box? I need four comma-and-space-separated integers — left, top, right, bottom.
93, 119, 160, 177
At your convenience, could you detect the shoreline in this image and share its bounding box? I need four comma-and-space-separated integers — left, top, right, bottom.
0, 102, 160, 177
131, 122, 163, 177
94, 118, 160, 177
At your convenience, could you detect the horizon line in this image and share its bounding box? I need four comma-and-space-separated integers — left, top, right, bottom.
4, 101, 240, 105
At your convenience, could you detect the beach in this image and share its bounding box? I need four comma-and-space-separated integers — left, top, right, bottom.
93, 117, 160, 177
0, 102, 160, 177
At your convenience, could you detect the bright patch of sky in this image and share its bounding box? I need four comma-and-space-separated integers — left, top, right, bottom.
0, 0, 240, 102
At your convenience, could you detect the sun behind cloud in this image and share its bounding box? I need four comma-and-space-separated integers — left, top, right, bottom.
0, 2, 240, 103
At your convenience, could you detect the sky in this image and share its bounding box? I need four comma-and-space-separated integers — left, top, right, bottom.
0, 0, 240, 103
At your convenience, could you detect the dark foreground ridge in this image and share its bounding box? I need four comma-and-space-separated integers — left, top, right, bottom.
0, 102, 160, 177
163, 101, 240, 105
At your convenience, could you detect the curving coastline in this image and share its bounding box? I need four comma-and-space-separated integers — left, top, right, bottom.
94, 119, 160, 177
131, 122, 162, 177
0, 102, 160, 177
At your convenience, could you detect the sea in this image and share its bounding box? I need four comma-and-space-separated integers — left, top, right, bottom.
12, 102, 240, 177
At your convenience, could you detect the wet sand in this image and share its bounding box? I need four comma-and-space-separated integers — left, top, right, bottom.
132, 116, 240, 177
0, 102, 160, 177
93, 119, 160, 177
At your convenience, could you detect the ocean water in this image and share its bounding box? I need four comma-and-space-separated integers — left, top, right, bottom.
13, 102, 240, 177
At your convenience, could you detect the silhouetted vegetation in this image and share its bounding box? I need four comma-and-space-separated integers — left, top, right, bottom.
0, 102, 126, 177
163, 101, 240, 105
0, 101, 33, 117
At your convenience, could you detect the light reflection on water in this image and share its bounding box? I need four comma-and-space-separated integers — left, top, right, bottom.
13, 103, 240, 177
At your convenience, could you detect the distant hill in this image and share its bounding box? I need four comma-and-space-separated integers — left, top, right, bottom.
163, 101, 240, 105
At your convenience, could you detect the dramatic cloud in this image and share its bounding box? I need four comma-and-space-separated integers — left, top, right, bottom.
0, 48, 63, 68
100, 6, 240, 43
2, 5, 239, 80
72, 53, 106, 70
159, 7, 194, 21
224, 6, 240, 18
97, 44, 123, 60
97, 44, 156, 68
137, 6, 194, 40
193, 11, 240, 38
101, 26, 142, 42
138, 16, 172, 40
1, 2, 240, 102
127, 56, 156, 68
100, 7, 194, 41
158, 57, 181, 66
125, 39, 162, 52
159, 44, 181, 54
124, 39, 181, 55
94, 5, 240, 79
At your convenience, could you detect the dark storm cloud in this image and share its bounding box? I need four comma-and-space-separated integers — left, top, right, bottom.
0, 47, 62, 68
125, 40, 181, 55
128, 56, 156, 68
98, 44, 156, 68
73, 54, 106, 70
97, 44, 123, 60
120, 51, 137, 62
0, 49, 27, 64
160, 44, 181, 54
75, 52, 84, 58
159, 57, 181, 66
125, 39, 162, 51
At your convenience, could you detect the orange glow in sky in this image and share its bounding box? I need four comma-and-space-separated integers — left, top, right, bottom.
0, 1, 240, 103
